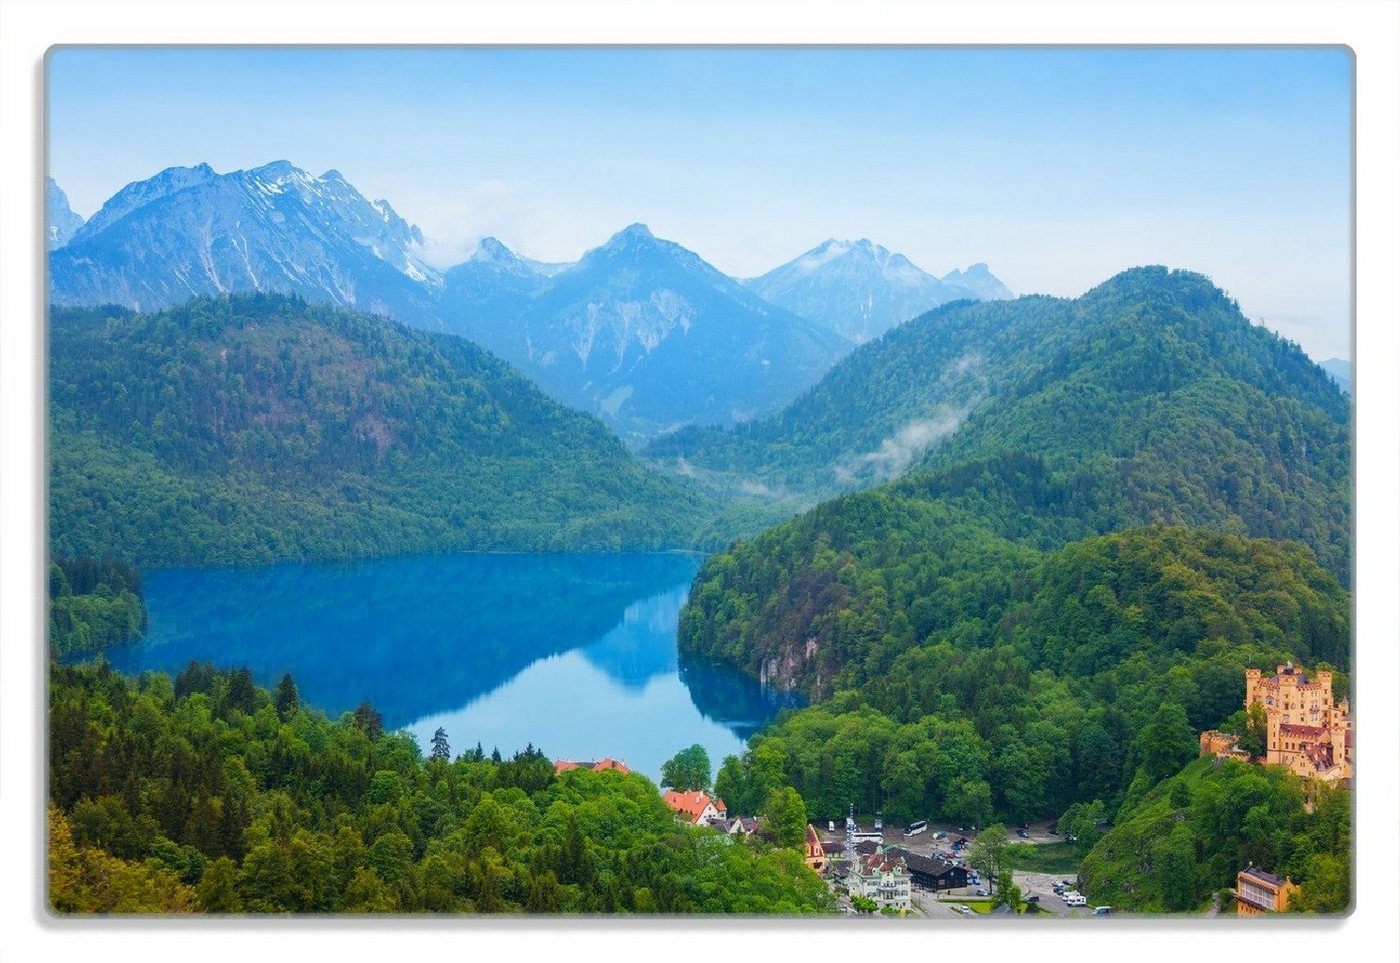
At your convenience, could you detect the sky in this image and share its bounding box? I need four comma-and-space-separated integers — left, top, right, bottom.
47, 47, 1353, 361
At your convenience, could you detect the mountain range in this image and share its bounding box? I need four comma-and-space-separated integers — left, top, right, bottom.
48, 162, 1012, 443
745, 238, 1013, 343
49, 161, 441, 322
653, 266, 1351, 580
439, 224, 853, 443
47, 178, 85, 250
678, 265, 1352, 711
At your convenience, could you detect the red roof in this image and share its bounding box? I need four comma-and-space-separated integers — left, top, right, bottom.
1279, 724, 1326, 738
661, 790, 725, 823
554, 757, 632, 776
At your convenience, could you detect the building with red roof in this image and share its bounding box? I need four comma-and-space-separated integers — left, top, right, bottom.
553, 758, 632, 776
661, 789, 727, 826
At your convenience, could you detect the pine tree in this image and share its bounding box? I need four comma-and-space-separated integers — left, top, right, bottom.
430, 727, 450, 761
273, 673, 299, 721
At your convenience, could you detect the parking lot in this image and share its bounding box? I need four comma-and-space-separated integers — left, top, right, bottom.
819, 819, 1107, 919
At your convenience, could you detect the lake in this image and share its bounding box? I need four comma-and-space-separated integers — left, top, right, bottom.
86, 551, 799, 781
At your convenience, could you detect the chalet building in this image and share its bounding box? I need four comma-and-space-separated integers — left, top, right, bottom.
852, 841, 966, 891
845, 850, 912, 910
804, 824, 827, 873
661, 789, 727, 826
553, 757, 632, 776
1199, 664, 1353, 783
1235, 865, 1300, 915
727, 816, 763, 838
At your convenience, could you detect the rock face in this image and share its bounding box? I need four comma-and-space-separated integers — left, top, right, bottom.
745, 238, 1013, 343
47, 178, 85, 250
48, 161, 441, 322
439, 224, 853, 445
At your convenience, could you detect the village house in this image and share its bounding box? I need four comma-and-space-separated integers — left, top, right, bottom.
661, 789, 727, 826
844, 849, 912, 910
1235, 865, 1300, 915
1199, 663, 1353, 783
851, 840, 967, 892
552, 757, 633, 776
727, 815, 764, 838
804, 824, 827, 873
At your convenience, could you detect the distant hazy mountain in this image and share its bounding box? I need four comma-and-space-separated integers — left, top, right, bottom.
438, 224, 852, 444
1319, 357, 1352, 395
47, 178, 85, 250
439, 236, 569, 356
49, 161, 441, 321
940, 262, 1015, 302
745, 239, 1012, 342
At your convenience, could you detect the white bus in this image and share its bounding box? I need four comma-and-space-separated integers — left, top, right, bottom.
904, 820, 928, 836
852, 829, 883, 843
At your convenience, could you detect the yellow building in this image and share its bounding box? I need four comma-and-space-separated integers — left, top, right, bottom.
1246, 662, 1352, 782
1236, 865, 1300, 915
1200, 663, 1352, 784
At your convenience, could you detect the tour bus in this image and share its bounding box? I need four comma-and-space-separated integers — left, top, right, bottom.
852, 828, 883, 843
904, 820, 928, 837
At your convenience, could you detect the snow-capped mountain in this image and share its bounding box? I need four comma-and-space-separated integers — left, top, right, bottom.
49, 161, 441, 320
440, 224, 852, 443
746, 238, 1013, 343
47, 178, 85, 250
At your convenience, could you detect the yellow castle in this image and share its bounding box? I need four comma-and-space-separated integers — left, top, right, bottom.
1200, 662, 1352, 783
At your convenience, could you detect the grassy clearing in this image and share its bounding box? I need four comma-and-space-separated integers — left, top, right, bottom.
1004, 841, 1082, 875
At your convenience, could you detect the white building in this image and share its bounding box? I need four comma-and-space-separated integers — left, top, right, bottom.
845, 850, 912, 910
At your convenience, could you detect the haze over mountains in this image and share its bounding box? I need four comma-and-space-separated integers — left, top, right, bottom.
440, 223, 852, 442
48, 162, 1011, 443
651, 267, 1352, 580
746, 238, 1013, 343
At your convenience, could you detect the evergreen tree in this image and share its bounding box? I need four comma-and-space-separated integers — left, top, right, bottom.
430, 727, 450, 761
273, 673, 299, 721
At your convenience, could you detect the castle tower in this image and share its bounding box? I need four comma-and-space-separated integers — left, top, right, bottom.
1245, 668, 1262, 708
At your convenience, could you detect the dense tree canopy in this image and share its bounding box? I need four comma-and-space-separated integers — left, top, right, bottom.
48, 662, 833, 914
689, 526, 1349, 830
1080, 757, 1350, 913
48, 557, 147, 657
50, 296, 717, 567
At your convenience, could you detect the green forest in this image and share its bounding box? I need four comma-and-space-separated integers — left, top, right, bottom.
49, 296, 716, 567
48, 661, 833, 914
48, 557, 147, 657
651, 268, 1350, 581
45, 268, 1355, 916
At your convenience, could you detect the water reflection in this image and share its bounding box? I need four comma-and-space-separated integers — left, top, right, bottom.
86, 551, 798, 778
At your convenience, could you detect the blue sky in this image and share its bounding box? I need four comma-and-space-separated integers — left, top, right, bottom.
48, 47, 1352, 360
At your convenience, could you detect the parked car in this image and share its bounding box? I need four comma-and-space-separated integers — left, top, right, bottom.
1016, 828, 1030, 838
976, 888, 989, 896
1065, 893, 1088, 907
1092, 906, 1112, 916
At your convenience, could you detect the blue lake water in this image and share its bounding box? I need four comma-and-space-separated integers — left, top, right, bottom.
87, 552, 799, 781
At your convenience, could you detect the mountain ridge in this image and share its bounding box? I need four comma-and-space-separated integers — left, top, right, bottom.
49, 293, 713, 568
745, 237, 1012, 343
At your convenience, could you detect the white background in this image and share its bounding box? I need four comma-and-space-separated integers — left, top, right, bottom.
3, 3, 1397, 962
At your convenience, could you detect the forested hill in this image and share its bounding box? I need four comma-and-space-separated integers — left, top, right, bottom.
689, 524, 1349, 840
49, 295, 713, 567
648, 268, 1350, 578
